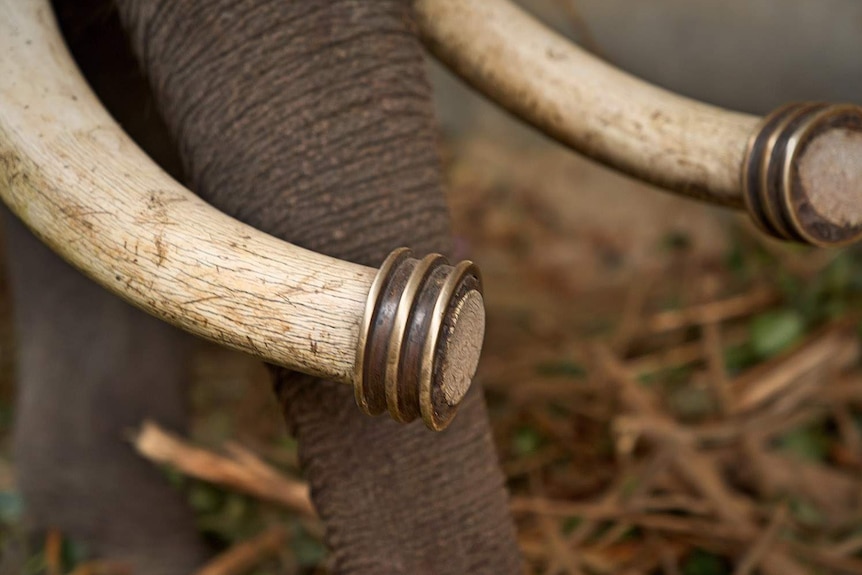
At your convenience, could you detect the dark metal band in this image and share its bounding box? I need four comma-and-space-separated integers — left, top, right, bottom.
354, 248, 484, 431
742, 102, 862, 247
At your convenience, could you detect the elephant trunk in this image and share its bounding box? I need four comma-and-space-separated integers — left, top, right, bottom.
114, 0, 522, 573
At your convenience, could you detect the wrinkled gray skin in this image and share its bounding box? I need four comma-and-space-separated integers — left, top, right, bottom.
2, 2, 208, 571
2, 1, 521, 574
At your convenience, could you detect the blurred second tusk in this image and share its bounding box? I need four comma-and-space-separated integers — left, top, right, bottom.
415, 0, 862, 247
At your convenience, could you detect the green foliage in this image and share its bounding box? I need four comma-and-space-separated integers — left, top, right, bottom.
681, 549, 730, 575
723, 343, 760, 373
777, 422, 831, 463
61, 538, 91, 569
666, 383, 715, 421
292, 527, 326, 567
0, 404, 11, 433
789, 497, 825, 528
195, 493, 256, 543
778, 250, 862, 323
750, 310, 805, 359
561, 516, 582, 534
724, 239, 748, 277
723, 247, 862, 379
182, 476, 328, 571
189, 483, 223, 514
535, 361, 586, 378
512, 426, 543, 456
20, 551, 46, 575
661, 231, 692, 252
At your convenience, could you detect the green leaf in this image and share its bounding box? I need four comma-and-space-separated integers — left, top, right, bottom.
750, 311, 804, 358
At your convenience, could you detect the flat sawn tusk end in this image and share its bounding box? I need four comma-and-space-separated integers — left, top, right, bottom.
354, 248, 486, 431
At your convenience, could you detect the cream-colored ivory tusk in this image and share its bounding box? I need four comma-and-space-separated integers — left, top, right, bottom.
414, 0, 760, 208
0, 0, 484, 429
415, 0, 862, 247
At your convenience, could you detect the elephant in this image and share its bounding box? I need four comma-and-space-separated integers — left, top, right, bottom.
1, 0, 521, 573
2, 0, 862, 573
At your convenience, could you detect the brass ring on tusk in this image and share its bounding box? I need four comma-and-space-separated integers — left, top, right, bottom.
743, 102, 862, 247
354, 248, 485, 430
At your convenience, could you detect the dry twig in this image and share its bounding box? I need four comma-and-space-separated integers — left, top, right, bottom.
193, 526, 287, 575
729, 323, 859, 414
644, 288, 776, 334
133, 421, 315, 518
45, 529, 62, 575
733, 504, 787, 575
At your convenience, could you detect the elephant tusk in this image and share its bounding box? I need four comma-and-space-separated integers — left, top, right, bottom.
415, 0, 862, 247
0, 0, 484, 430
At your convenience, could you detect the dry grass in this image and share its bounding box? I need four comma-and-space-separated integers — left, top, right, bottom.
448, 138, 862, 575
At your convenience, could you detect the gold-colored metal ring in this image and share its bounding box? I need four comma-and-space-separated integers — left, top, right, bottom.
757, 103, 820, 240
384, 253, 446, 422
742, 103, 794, 239
354, 247, 411, 415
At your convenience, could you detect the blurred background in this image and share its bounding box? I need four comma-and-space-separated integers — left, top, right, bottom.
2, 1, 862, 573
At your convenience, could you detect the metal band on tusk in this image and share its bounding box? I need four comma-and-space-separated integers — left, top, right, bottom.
743, 103, 862, 247
354, 248, 485, 430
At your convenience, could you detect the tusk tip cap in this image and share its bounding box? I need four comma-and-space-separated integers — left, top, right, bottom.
743, 102, 862, 247
354, 248, 486, 431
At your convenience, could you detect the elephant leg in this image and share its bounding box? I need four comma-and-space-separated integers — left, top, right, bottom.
2, 2, 208, 573
1, 209, 209, 574
114, 1, 522, 573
